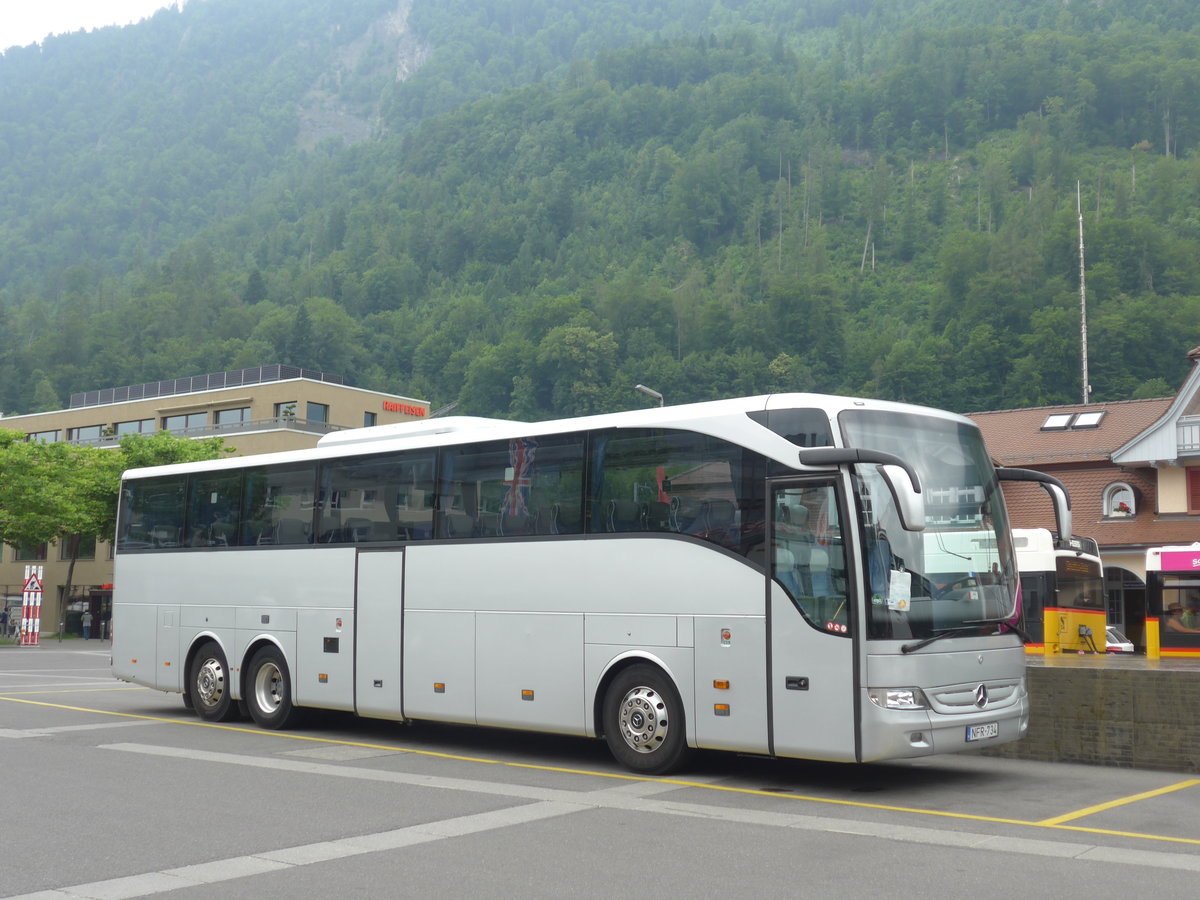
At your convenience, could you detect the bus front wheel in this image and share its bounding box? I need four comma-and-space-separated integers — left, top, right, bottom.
189, 641, 237, 722
602, 664, 690, 775
245, 646, 301, 730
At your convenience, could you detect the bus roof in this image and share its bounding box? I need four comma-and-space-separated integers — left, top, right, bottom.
119, 392, 975, 481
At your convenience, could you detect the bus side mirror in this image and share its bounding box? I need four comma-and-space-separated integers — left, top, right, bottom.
879, 464, 926, 533
996, 467, 1072, 544
797, 448, 926, 533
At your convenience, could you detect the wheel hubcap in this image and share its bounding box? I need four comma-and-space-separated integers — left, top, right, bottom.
618, 686, 667, 754
254, 662, 284, 713
195, 658, 225, 707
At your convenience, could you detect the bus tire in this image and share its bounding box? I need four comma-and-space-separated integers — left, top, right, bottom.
245, 646, 301, 730
602, 664, 690, 775
189, 641, 237, 722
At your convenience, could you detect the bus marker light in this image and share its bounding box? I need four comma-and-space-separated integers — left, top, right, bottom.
713, 680, 730, 690
434, 683, 445, 693
318, 674, 328, 683
163, 661, 170, 666
720, 629, 731, 645
714, 704, 730, 716
522, 690, 535, 701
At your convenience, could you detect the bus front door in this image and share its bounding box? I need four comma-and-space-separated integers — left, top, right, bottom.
769, 481, 858, 762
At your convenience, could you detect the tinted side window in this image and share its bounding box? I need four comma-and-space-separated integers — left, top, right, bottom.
593, 429, 765, 553
746, 408, 833, 447
243, 465, 317, 546
438, 434, 585, 538
317, 452, 435, 543
186, 473, 243, 547
117, 476, 186, 551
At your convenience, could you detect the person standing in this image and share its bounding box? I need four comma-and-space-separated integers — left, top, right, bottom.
82, 609, 93, 640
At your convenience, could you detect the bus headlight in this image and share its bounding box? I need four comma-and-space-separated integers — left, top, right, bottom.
867, 687, 930, 710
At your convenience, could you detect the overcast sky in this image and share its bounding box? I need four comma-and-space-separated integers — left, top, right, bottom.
2, 2, 178, 52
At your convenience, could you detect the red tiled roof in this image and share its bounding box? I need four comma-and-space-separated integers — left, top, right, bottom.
968, 399, 1172, 467
967, 400, 1200, 550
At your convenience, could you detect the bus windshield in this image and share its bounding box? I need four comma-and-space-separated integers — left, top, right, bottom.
839, 409, 1018, 641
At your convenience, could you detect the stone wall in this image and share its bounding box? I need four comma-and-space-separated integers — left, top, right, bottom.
981, 665, 1200, 773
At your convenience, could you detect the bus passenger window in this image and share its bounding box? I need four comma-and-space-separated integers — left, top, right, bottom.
242, 464, 316, 546
186, 473, 242, 547
593, 428, 760, 552
117, 475, 187, 551
318, 451, 433, 543
438, 434, 584, 539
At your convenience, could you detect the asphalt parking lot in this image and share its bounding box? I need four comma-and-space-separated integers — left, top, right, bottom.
2, 641, 1198, 899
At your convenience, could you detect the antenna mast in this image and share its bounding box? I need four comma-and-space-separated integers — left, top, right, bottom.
1077, 181, 1090, 405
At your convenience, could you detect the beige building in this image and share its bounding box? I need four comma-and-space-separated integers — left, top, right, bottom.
0, 365, 428, 638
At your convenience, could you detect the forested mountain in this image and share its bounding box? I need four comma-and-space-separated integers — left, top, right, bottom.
3, 0, 1200, 420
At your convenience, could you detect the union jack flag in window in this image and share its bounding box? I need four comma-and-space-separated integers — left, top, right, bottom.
502, 439, 538, 516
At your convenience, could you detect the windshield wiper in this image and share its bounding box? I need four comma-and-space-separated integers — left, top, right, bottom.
900, 618, 1029, 654
965, 617, 1032, 643
900, 627, 979, 654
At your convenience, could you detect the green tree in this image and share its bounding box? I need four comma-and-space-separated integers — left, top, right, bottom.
0, 430, 229, 638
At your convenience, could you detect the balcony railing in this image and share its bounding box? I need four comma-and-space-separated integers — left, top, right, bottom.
66, 416, 348, 448
1179, 417, 1200, 453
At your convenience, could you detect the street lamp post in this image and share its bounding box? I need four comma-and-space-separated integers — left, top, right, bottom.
635, 384, 664, 407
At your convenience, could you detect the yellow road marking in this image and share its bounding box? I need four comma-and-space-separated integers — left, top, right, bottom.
3, 691, 1199, 846
1037, 779, 1200, 826
0, 687, 145, 695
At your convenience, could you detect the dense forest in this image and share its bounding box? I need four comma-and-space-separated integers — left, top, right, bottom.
3, 0, 1200, 421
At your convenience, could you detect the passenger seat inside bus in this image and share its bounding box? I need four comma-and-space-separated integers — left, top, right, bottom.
550, 503, 581, 534
443, 513, 474, 539
608, 499, 645, 531
275, 518, 311, 545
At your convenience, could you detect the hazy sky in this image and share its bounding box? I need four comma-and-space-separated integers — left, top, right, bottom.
2, 2, 177, 52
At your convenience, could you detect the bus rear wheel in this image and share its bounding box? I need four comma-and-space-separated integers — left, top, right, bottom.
246, 646, 301, 729
189, 641, 237, 722
602, 664, 690, 775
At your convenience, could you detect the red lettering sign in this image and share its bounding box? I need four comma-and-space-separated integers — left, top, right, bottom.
382, 401, 427, 416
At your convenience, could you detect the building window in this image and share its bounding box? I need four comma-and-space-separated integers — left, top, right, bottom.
306, 402, 329, 424
364, 412, 377, 427
67, 425, 104, 443
1104, 483, 1136, 518
215, 407, 251, 426
28, 430, 60, 443
60, 535, 97, 561
15, 542, 48, 561
1041, 411, 1106, 431
162, 412, 207, 433
275, 401, 297, 419
115, 419, 156, 436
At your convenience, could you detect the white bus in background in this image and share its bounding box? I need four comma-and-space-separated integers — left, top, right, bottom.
111, 393, 1068, 774
1012, 529, 1106, 655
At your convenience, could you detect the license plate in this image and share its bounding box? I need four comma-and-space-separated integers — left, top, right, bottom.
966, 721, 999, 742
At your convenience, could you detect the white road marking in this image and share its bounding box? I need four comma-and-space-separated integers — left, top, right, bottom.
6, 741, 1200, 900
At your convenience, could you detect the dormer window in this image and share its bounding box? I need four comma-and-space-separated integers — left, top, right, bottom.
1041, 410, 1106, 431
1104, 483, 1135, 518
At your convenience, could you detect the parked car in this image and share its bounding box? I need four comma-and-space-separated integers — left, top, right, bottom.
1106, 625, 1134, 654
